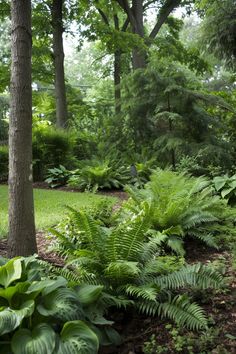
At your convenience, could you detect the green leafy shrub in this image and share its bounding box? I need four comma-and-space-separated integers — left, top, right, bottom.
0, 145, 8, 182
51, 209, 222, 331
67, 158, 131, 191
123, 169, 235, 255
0, 256, 120, 353
33, 127, 76, 181
45, 165, 71, 188
212, 174, 236, 205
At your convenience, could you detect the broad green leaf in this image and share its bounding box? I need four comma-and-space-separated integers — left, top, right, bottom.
37, 288, 82, 321
11, 323, 56, 354
0, 281, 30, 302
55, 321, 99, 354
27, 277, 68, 296
221, 187, 234, 198
213, 176, 227, 191
0, 300, 34, 335
229, 180, 236, 189
77, 285, 103, 305
0, 259, 22, 288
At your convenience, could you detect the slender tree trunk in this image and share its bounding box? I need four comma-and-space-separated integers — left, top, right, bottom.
114, 14, 121, 114
51, 0, 68, 129
114, 49, 121, 114
167, 93, 176, 170
8, 0, 37, 257
132, 0, 146, 69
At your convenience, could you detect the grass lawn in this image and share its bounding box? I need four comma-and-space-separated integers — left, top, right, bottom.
0, 185, 116, 238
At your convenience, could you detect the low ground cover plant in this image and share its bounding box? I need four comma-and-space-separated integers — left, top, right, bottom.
0, 256, 122, 353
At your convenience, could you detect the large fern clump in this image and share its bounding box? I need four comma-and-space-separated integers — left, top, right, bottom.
67, 157, 131, 191
122, 169, 236, 255
51, 208, 223, 331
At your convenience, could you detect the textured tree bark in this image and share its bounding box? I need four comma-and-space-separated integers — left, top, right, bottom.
131, 0, 146, 69
51, 0, 68, 129
114, 15, 121, 114
8, 0, 37, 257
114, 49, 121, 114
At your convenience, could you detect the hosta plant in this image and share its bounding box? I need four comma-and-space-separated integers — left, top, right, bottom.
122, 169, 236, 255
0, 257, 120, 353
212, 174, 236, 205
45, 165, 71, 188
51, 208, 223, 331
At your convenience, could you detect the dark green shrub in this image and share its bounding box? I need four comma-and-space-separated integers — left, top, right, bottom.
33, 127, 76, 181
0, 145, 8, 182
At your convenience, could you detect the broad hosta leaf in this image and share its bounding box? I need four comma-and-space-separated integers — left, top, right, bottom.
76, 285, 103, 305
27, 277, 68, 296
0, 258, 22, 288
0, 281, 30, 302
11, 323, 56, 354
55, 321, 99, 354
213, 176, 227, 191
0, 300, 35, 335
37, 288, 82, 321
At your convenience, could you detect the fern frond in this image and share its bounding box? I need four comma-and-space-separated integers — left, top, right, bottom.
155, 264, 222, 290
124, 284, 160, 301
138, 295, 208, 330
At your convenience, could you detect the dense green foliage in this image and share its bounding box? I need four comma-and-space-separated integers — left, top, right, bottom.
123, 170, 235, 255
0, 256, 124, 353
50, 207, 223, 331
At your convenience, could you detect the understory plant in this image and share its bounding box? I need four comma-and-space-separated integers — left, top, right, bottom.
122, 169, 235, 255
67, 158, 131, 191
0, 256, 120, 353
212, 174, 236, 205
50, 208, 223, 331
45, 165, 71, 188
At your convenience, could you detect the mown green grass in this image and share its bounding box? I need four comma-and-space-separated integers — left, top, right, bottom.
0, 185, 116, 238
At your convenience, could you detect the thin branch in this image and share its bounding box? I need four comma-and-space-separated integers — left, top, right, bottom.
149, 0, 182, 39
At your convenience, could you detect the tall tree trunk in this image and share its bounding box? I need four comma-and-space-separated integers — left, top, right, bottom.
167, 93, 176, 170
114, 14, 121, 114
51, 0, 68, 129
114, 49, 121, 114
132, 0, 146, 69
8, 0, 37, 257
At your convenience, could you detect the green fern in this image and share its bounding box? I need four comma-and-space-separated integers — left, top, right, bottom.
51, 209, 223, 331
123, 169, 235, 254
